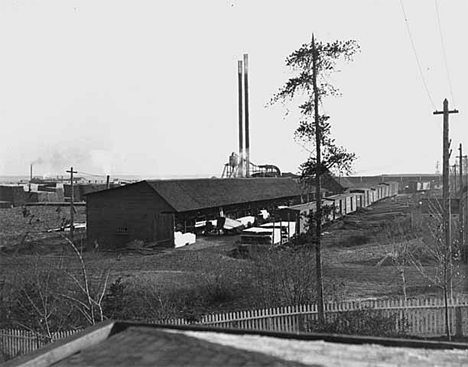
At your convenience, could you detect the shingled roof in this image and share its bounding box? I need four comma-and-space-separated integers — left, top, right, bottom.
6, 321, 468, 367
145, 178, 304, 212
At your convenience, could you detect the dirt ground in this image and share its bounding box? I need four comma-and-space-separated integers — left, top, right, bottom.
1, 196, 467, 309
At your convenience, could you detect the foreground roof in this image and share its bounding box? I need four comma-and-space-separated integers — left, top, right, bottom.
5, 321, 467, 367
145, 178, 306, 212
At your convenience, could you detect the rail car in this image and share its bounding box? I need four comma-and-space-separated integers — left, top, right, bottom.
243, 181, 399, 244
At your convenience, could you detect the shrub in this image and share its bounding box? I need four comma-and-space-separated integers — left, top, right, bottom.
102, 273, 242, 323
102, 277, 127, 319
6, 266, 87, 334
332, 234, 371, 248
102, 278, 182, 322
289, 232, 314, 247
306, 308, 409, 337
201, 273, 237, 305
251, 247, 317, 307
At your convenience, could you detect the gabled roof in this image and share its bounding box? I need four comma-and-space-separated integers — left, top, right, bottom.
145, 178, 305, 212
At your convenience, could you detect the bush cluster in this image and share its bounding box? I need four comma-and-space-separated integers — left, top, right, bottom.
331, 234, 371, 248
249, 247, 318, 307
306, 308, 409, 338
102, 273, 241, 323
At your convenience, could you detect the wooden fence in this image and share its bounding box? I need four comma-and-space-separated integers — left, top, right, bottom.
2, 297, 468, 360
165, 297, 468, 337
0, 329, 78, 360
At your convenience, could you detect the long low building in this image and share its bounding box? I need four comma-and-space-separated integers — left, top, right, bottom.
86, 178, 321, 250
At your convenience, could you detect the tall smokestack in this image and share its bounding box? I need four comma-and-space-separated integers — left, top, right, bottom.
29, 164, 32, 192
238, 60, 244, 177
243, 54, 250, 177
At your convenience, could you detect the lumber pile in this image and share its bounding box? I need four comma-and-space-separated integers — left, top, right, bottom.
27, 190, 64, 203
0, 185, 27, 207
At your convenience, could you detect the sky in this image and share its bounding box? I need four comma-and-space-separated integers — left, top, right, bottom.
0, 0, 467, 179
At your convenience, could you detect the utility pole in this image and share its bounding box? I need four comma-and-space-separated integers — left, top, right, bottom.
312, 33, 325, 323
433, 98, 458, 340
29, 164, 33, 192
453, 164, 457, 195
66, 167, 77, 242
459, 144, 464, 195
457, 144, 466, 258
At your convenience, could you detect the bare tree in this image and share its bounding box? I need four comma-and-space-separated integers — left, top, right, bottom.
406, 197, 463, 341
252, 248, 317, 307
5, 236, 110, 337
9, 258, 72, 342
57, 234, 110, 325
376, 221, 419, 303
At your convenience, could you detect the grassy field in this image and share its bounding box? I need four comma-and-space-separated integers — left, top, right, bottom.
0, 205, 86, 253
1, 197, 467, 318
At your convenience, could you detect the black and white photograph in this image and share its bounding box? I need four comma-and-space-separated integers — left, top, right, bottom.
0, 0, 467, 365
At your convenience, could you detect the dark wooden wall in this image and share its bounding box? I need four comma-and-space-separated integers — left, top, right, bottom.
86, 182, 174, 250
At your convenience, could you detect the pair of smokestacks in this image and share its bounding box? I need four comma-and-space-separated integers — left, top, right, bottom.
238, 54, 250, 178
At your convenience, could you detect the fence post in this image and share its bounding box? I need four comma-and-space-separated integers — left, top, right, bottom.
455, 306, 463, 337
298, 305, 305, 332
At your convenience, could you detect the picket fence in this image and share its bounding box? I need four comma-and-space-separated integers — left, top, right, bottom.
2, 297, 468, 360
165, 297, 468, 337
0, 329, 77, 360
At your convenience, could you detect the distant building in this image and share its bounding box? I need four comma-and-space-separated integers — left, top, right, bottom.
86, 178, 318, 250
345, 174, 440, 194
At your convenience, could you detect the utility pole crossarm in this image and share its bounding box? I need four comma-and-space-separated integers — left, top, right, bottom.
433, 97, 458, 116
433, 109, 459, 115
457, 144, 467, 258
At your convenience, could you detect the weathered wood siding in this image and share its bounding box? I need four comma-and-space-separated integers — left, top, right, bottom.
86, 182, 175, 250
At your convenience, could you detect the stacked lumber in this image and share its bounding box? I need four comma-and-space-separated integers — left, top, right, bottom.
27, 191, 64, 203
0, 185, 27, 206
63, 185, 82, 201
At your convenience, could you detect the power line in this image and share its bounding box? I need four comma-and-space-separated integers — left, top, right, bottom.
434, 0, 456, 105
76, 171, 136, 183
399, 0, 436, 110
76, 171, 108, 178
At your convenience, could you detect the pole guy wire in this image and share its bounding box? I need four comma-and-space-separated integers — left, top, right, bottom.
434, 0, 456, 105
399, 0, 436, 110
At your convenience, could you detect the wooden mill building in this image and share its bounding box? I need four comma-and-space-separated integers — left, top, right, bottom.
85, 178, 317, 250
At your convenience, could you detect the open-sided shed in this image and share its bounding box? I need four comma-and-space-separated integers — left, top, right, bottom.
86, 178, 308, 250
